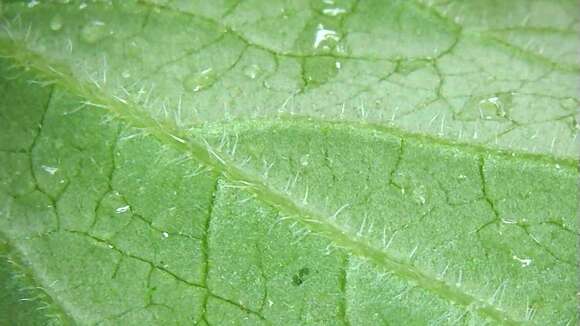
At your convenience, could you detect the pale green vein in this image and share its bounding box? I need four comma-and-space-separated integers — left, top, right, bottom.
0, 39, 532, 325
0, 232, 74, 325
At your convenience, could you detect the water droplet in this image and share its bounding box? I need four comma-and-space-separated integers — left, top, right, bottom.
335, 61, 341, 69
27, 0, 39, 8
183, 68, 217, 92
121, 70, 131, 78
322, 8, 347, 16
478, 97, 506, 119
512, 255, 532, 268
79, 2, 88, 10
412, 185, 427, 205
458, 93, 512, 121
50, 15, 63, 31
115, 205, 130, 214
125, 37, 149, 59
300, 154, 310, 167
243, 64, 262, 80
81, 20, 107, 44
560, 97, 577, 110
162, 231, 169, 239
304, 57, 340, 87
313, 24, 340, 49
41, 165, 58, 175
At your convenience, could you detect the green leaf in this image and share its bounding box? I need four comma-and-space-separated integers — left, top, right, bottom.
0, 0, 578, 325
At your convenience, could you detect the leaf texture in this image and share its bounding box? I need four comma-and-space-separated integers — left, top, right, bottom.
0, 0, 578, 325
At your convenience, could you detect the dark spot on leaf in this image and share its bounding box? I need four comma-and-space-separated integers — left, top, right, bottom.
292, 267, 310, 286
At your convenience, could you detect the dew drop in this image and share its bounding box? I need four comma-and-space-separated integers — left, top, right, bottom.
27, 0, 39, 8
115, 205, 130, 214
41, 165, 58, 175
121, 70, 131, 79
412, 185, 427, 205
183, 68, 217, 92
559, 97, 577, 110
304, 57, 340, 87
126, 37, 149, 59
322, 8, 347, 16
478, 96, 505, 119
79, 2, 88, 10
242, 64, 262, 80
162, 231, 169, 239
459, 93, 512, 121
81, 20, 107, 44
512, 255, 532, 268
313, 24, 340, 50
50, 15, 63, 31
300, 154, 310, 167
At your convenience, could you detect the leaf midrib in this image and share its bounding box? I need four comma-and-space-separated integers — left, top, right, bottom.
0, 40, 550, 324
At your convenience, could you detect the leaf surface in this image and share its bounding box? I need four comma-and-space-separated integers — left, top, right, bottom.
0, 0, 578, 325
